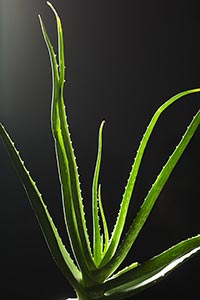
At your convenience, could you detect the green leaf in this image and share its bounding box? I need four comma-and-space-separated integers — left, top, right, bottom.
98, 184, 109, 256
39, 13, 85, 272
97, 89, 200, 280
99, 235, 200, 299
39, 3, 96, 282
0, 123, 84, 293
92, 121, 105, 265
111, 262, 139, 279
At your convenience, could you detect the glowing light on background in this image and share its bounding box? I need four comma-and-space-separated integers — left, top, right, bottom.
0, 0, 35, 118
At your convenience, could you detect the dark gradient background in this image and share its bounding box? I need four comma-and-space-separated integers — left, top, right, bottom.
0, 1, 200, 299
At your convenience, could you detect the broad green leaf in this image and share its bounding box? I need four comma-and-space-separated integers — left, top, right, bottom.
98, 235, 200, 299
92, 121, 105, 265
97, 94, 200, 280
0, 123, 84, 293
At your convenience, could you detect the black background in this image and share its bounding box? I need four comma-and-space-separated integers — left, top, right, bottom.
0, 1, 200, 299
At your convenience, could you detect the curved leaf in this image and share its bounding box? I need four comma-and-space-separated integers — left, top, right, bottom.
100, 235, 200, 299
97, 96, 200, 280
100, 89, 200, 269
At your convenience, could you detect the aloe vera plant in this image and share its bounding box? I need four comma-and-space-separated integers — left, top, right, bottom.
1, 2, 200, 300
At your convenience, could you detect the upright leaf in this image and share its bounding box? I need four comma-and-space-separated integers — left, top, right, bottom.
0, 123, 84, 293
97, 93, 200, 281
98, 184, 109, 255
100, 89, 200, 269
92, 121, 105, 265
39, 4, 96, 284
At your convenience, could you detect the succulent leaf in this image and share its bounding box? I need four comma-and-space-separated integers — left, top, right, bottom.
92, 121, 105, 265
98, 96, 200, 280
98, 184, 109, 255
0, 123, 83, 292
39, 4, 96, 282
1, 2, 199, 299
99, 235, 200, 299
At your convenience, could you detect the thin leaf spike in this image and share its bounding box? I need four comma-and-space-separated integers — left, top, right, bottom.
98, 184, 109, 255
100, 88, 200, 269
92, 121, 105, 265
47, 2, 65, 84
